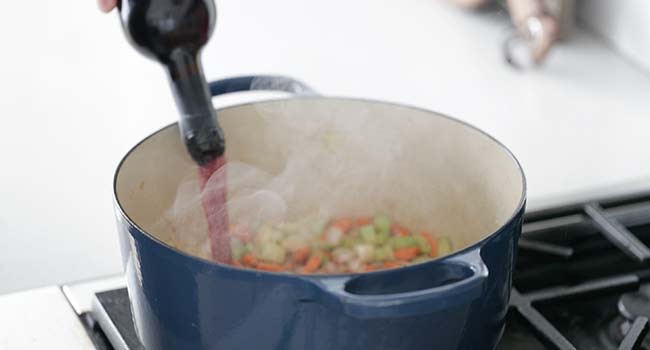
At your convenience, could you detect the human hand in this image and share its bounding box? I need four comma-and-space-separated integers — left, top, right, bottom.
506, 0, 559, 64
447, 0, 490, 9
98, 0, 117, 13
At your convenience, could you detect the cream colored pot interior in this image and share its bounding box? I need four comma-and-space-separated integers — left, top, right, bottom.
115, 98, 525, 260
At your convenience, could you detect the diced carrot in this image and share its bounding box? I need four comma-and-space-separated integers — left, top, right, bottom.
292, 247, 311, 264
392, 223, 410, 237
332, 218, 354, 233
256, 262, 285, 272
242, 254, 258, 267
421, 232, 438, 257
356, 217, 373, 226
284, 261, 296, 271
363, 264, 377, 272
383, 261, 405, 269
394, 247, 420, 261
303, 255, 323, 273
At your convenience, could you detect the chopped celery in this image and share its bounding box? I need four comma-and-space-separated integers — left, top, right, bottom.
375, 229, 389, 245
411, 256, 430, 264
373, 245, 394, 261
360, 225, 377, 244
414, 235, 432, 254
260, 242, 286, 264
392, 236, 416, 249
385, 245, 395, 260
438, 237, 453, 256
373, 215, 391, 234
373, 247, 388, 261
229, 215, 444, 274
342, 236, 359, 248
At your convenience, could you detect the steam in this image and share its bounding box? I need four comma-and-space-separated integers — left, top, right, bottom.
152, 101, 424, 260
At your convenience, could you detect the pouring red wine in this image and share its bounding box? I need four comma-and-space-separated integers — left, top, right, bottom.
116, 0, 231, 263
110, 0, 460, 275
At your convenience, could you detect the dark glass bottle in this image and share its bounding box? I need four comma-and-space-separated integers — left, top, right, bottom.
118, 0, 224, 165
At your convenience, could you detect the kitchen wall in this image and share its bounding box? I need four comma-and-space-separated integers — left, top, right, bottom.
578, 0, 650, 73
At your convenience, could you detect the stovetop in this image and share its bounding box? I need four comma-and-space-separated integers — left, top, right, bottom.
15, 191, 650, 350
498, 192, 650, 350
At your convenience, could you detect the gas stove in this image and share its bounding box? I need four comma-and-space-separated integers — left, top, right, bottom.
4, 192, 650, 349
499, 191, 650, 350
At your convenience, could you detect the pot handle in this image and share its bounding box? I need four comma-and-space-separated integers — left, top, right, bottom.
208, 75, 317, 97
315, 249, 488, 319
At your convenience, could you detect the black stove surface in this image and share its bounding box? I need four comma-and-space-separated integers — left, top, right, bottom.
93, 288, 143, 350
86, 192, 650, 350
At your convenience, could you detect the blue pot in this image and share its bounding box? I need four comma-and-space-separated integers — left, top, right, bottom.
114, 76, 526, 350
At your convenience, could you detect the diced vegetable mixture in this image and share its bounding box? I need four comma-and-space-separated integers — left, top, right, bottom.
228, 215, 453, 274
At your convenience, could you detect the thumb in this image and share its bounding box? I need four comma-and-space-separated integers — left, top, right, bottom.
98, 0, 117, 13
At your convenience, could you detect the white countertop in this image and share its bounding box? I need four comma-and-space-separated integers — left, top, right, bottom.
0, 286, 96, 349
1, 0, 650, 294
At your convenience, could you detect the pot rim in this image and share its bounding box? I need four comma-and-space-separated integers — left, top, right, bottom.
113, 96, 527, 278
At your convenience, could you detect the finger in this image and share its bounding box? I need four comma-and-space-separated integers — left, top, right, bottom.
98, 0, 117, 13
530, 17, 559, 64
448, 0, 490, 9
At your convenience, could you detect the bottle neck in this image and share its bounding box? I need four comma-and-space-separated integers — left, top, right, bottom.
166, 49, 225, 165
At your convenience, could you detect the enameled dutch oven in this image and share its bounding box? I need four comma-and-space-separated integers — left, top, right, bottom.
114, 76, 526, 350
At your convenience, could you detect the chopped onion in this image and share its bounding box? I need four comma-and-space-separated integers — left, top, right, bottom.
355, 244, 375, 263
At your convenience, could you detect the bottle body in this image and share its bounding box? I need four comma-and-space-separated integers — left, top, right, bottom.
118, 0, 224, 164
118, 0, 216, 62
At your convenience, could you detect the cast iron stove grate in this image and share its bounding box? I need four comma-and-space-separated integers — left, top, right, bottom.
502, 191, 650, 350
86, 192, 650, 350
